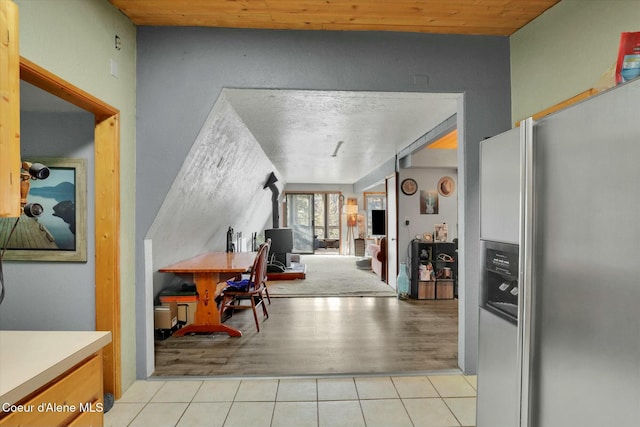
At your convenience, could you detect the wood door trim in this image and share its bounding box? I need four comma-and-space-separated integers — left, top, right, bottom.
19, 57, 118, 121
19, 57, 122, 399
0, 0, 21, 217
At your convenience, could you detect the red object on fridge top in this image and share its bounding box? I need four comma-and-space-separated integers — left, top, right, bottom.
616, 32, 640, 84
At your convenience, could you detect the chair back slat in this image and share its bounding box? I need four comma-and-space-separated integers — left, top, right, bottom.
258, 238, 271, 287
248, 242, 268, 291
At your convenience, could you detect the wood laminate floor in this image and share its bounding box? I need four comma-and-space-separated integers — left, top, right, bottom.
154, 297, 458, 377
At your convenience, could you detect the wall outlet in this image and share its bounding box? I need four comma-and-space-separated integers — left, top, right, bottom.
405, 217, 410, 226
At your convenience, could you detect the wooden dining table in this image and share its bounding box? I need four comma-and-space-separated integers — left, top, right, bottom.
159, 251, 256, 337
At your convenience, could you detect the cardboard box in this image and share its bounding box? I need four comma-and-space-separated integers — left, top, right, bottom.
159, 295, 198, 325
177, 302, 197, 325
154, 301, 178, 329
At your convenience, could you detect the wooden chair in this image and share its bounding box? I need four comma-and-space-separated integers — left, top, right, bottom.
219, 243, 269, 332
238, 238, 272, 304
261, 238, 272, 304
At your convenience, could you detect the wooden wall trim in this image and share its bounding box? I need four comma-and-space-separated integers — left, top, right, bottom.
515, 88, 599, 126
0, 0, 21, 217
19, 58, 122, 399
94, 115, 121, 398
19, 56, 118, 122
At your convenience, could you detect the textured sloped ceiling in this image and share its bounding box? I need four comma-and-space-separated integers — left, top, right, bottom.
147, 92, 282, 268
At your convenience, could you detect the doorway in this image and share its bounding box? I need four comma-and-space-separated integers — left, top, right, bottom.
386, 174, 398, 289
146, 88, 469, 376
19, 58, 122, 398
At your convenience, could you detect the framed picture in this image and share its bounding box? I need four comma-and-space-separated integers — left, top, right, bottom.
420, 190, 439, 214
434, 223, 448, 242
0, 158, 87, 262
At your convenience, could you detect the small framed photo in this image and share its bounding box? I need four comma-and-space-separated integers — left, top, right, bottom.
434, 223, 448, 242
420, 190, 439, 214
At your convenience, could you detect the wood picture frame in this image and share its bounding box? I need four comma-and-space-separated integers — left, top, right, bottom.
420, 190, 439, 214
0, 157, 87, 262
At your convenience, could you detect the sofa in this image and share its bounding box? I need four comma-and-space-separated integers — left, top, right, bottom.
368, 237, 387, 281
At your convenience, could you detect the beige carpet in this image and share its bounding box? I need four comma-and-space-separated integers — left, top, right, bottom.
267, 254, 396, 297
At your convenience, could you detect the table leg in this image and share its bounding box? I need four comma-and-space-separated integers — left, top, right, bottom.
172, 272, 242, 337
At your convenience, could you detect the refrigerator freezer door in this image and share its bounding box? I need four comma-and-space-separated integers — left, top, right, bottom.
528, 79, 640, 426
477, 308, 519, 427
480, 127, 521, 244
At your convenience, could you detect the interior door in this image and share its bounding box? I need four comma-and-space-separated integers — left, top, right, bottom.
285, 193, 315, 253
386, 173, 398, 289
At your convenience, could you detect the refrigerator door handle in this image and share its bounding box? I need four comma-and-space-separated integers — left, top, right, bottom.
517, 117, 535, 427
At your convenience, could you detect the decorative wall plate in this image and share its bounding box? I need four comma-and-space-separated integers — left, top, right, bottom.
401, 178, 418, 195
437, 176, 455, 197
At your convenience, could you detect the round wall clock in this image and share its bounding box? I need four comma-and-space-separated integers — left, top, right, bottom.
401, 178, 418, 195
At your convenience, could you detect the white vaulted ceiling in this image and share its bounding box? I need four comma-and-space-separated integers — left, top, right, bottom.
224, 89, 459, 184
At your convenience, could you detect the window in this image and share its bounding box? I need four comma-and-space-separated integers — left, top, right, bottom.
314, 193, 340, 239
365, 192, 386, 237
285, 192, 341, 253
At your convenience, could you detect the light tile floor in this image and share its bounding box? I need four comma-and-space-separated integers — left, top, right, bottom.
106, 373, 477, 427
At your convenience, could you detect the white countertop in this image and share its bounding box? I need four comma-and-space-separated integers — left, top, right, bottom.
0, 330, 112, 406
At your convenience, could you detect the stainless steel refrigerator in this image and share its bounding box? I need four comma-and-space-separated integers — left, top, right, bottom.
478, 78, 640, 427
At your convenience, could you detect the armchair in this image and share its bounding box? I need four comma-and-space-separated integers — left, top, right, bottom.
368, 237, 387, 281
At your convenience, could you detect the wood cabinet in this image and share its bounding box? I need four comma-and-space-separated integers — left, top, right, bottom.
0, 331, 111, 427
410, 240, 457, 300
0, 354, 104, 427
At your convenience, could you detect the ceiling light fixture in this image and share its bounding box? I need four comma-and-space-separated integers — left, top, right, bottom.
331, 140, 344, 157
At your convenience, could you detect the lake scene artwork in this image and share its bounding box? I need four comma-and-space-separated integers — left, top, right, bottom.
26, 167, 77, 251
0, 158, 86, 261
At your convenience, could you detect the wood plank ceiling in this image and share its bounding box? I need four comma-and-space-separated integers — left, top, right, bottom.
108, 0, 560, 36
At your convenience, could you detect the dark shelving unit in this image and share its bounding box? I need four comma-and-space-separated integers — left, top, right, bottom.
410, 240, 457, 300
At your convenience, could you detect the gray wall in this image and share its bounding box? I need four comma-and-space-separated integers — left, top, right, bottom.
0, 111, 95, 330
136, 27, 512, 375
